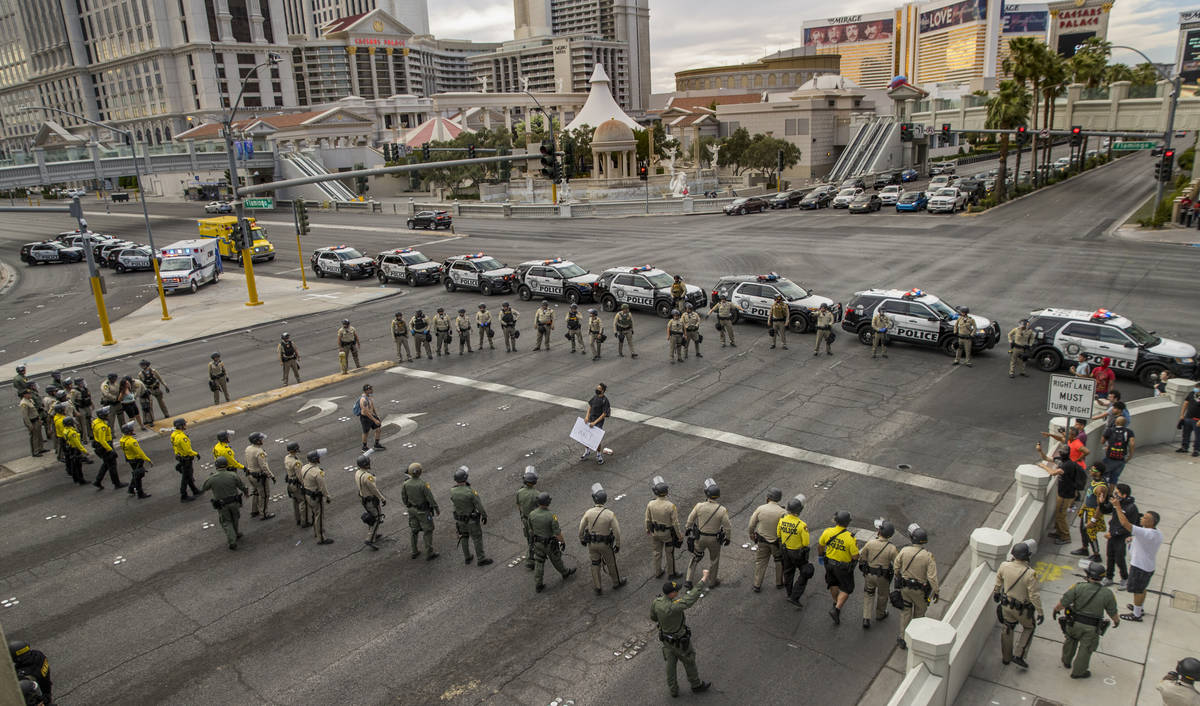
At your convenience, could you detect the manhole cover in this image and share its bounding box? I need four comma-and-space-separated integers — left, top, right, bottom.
1172, 591, 1199, 613
897, 464, 911, 471
1033, 698, 1063, 706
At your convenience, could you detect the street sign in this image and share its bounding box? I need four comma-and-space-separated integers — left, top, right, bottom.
1046, 374, 1096, 418
243, 197, 274, 209
1112, 141, 1156, 151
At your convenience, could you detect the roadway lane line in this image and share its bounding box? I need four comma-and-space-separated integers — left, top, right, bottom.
386, 366, 1000, 504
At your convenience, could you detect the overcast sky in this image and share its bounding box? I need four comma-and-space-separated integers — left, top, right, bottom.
428, 0, 1183, 93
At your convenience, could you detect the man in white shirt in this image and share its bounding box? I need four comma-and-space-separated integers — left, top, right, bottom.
1113, 500, 1162, 622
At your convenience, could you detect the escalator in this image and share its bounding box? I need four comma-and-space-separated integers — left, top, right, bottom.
282, 152, 357, 202
828, 122, 869, 183
843, 117, 894, 178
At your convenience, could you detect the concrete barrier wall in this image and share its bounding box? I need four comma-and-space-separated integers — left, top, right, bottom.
886, 377, 1196, 706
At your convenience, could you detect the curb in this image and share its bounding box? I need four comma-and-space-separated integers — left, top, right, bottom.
0, 259, 16, 296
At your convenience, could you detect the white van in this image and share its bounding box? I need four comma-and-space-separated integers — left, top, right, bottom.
159, 239, 220, 293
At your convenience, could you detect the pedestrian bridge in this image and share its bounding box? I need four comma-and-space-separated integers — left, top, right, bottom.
0, 143, 275, 190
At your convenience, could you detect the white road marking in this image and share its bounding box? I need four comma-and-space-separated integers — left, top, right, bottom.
386, 367, 999, 504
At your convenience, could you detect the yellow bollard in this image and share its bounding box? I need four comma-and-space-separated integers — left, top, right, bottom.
242, 249, 263, 306
91, 276, 117, 345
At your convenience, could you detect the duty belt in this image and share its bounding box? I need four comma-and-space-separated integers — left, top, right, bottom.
864, 565, 891, 577
901, 577, 930, 591
817, 325, 831, 330
698, 530, 720, 536
454, 512, 482, 522
248, 471, 270, 480
304, 488, 324, 499
650, 522, 673, 532
584, 533, 614, 545
215, 495, 241, 508
957, 334, 973, 339
412, 504, 431, 513
286, 477, 301, 486
659, 627, 691, 644
685, 326, 699, 332
531, 535, 555, 545
1000, 595, 1034, 612
1071, 612, 1103, 627
1012, 344, 1029, 349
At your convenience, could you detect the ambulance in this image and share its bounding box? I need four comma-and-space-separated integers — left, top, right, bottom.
158, 239, 221, 293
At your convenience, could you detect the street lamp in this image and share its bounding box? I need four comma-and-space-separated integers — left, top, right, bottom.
19, 104, 171, 321
215, 46, 281, 307
523, 90, 558, 204
1107, 45, 1181, 207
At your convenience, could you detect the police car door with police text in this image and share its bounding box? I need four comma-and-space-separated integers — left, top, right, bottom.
1056, 322, 1136, 372
882, 300, 941, 343
31, 245, 58, 262
451, 261, 478, 288
732, 283, 772, 321
612, 274, 655, 308
526, 266, 563, 297
318, 252, 341, 275
380, 254, 405, 280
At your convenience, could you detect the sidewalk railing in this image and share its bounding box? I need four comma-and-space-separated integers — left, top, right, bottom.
396, 193, 758, 219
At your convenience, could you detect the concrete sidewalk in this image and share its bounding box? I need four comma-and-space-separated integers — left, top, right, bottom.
955, 446, 1200, 705
1, 271, 400, 371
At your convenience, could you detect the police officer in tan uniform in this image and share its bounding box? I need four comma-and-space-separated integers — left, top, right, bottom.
646, 476, 682, 578
283, 441, 310, 527
337, 319, 361, 373
860, 520, 899, 628
19, 388, 45, 456
893, 524, 939, 650
580, 483, 626, 594
208, 353, 230, 405
706, 294, 741, 347
994, 539, 1042, 668
871, 309, 892, 359
1158, 658, 1200, 706
768, 295, 789, 350
565, 304, 585, 354
681, 303, 702, 359
356, 454, 387, 549
137, 360, 170, 421
953, 308, 977, 367
685, 479, 732, 588
99, 373, 125, 428
588, 308, 604, 360
748, 488, 786, 592
533, 300, 555, 351
670, 275, 687, 312
475, 303, 495, 349
1008, 318, 1035, 378
500, 302, 520, 352
410, 310, 432, 359
301, 449, 334, 545
454, 308, 474, 354
278, 333, 301, 385
813, 303, 835, 356
244, 432, 275, 520
392, 311, 413, 363
614, 303, 637, 358
433, 307, 452, 356
667, 309, 686, 363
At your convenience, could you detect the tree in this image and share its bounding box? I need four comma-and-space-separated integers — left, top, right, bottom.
634, 121, 679, 163
697, 135, 719, 166
1004, 37, 1049, 181
743, 135, 800, 184
560, 125, 593, 176
1039, 53, 1070, 180
717, 127, 751, 175
1070, 37, 1111, 89
1131, 63, 1160, 87
1105, 63, 1134, 84
513, 114, 559, 144
985, 80, 1032, 203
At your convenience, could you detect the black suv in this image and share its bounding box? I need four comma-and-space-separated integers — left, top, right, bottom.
797, 188, 834, 209
955, 178, 986, 204
841, 288, 1000, 355
407, 210, 452, 230
839, 177, 866, 190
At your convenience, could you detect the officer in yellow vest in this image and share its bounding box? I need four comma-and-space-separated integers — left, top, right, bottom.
60, 416, 89, 484
119, 422, 153, 498
778, 495, 812, 607
818, 510, 859, 624
90, 406, 123, 489
171, 418, 201, 501
212, 430, 244, 472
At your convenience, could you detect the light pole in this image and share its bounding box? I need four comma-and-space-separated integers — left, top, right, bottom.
524, 91, 558, 204
215, 46, 280, 307
1108, 45, 1181, 208
19, 105, 171, 320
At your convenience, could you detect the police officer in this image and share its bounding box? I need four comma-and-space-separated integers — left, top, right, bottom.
51, 401, 66, 462
300, 449, 334, 545
213, 430, 244, 473
588, 308, 604, 360
706, 294, 741, 347
19, 388, 45, 457
337, 318, 362, 372
9, 639, 52, 705
565, 303, 585, 354
410, 309, 433, 359
70, 377, 94, 437
516, 466, 540, 569
779, 494, 812, 608
893, 524, 939, 649
90, 406, 123, 490
12, 363, 28, 396
614, 303, 637, 358
62, 378, 88, 440
528, 492, 576, 592
138, 359, 170, 421
450, 466, 492, 566
871, 308, 893, 359
681, 303, 702, 358
392, 311, 413, 363
201, 457, 249, 550
60, 416, 88, 485
244, 431, 275, 520
356, 454, 386, 549
580, 483, 625, 594
1053, 561, 1120, 678
670, 274, 687, 312
953, 307, 977, 367
651, 573, 712, 698
748, 488, 786, 592
499, 302, 520, 352
208, 353, 230, 404
402, 462, 439, 559
768, 294, 789, 350
685, 479, 732, 588
433, 307, 452, 356
533, 300, 554, 351
284, 441, 310, 527
1159, 657, 1200, 706
1008, 318, 1035, 378
476, 303, 495, 350
814, 303, 835, 356
100, 372, 125, 427
278, 333, 301, 385
818, 510, 858, 624
994, 539, 1043, 668
646, 476, 683, 579
171, 418, 201, 502
860, 519, 899, 628
667, 309, 686, 363
119, 421, 152, 498
455, 308, 473, 354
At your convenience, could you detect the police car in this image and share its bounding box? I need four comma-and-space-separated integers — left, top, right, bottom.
20, 241, 84, 265
310, 245, 376, 280
442, 252, 518, 295
57, 230, 114, 250
112, 246, 156, 273
841, 288, 1001, 354
1025, 307, 1198, 386
375, 247, 442, 286
595, 265, 707, 317
710, 273, 836, 332
515, 258, 600, 304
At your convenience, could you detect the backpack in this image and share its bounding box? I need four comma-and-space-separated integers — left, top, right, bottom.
352, 397, 362, 416
1106, 428, 1130, 461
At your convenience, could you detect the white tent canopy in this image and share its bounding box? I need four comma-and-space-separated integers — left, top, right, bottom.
564, 64, 639, 133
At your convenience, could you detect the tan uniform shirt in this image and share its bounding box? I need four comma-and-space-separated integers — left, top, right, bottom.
244, 445, 273, 479
300, 462, 330, 499
208, 361, 227, 380
645, 497, 681, 535
355, 469, 385, 501
100, 381, 120, 404
747, 500, 786, 542
872, 311, 892, 331
475, 310, 492, 327
861, 536, 899, 570
588, 316, 602, 335
433, 313, 451, 331
667, 318, 685, 335
894, 545, 939, 595
579, 505, 622, 549
455, 314, 471, 331
769, 302, 788, 323
686, 499, 732, 535
711, 301, 736, 318
955, 315, 977, 337
277, 341, 299, 361
994, 559, 1042, 614
681, 311, 700, 330
535, 307, 554, 325
19, 397, 40, 427
1157, 680, 1200, 706
500, 308, 520, 326
284, 453, 302, 484
1008, 326, 1035, 347
614, 311, 634, 331
392, 318, 408, 337
338, 325, 358, 344
815, 311, 835, 329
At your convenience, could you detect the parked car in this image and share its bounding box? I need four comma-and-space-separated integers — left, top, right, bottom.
900, 168, 919, 182
872, 171, 901, 189
895, 191, 928, 212
723, 196, 768, 215
768, 190, 806, 209
20, 241, 84, 265
407, 210, 452, 230
955, 178, 986, 204
878, 185, 903, 206
797, 190, 833, 209
927, 187, 968, 214
204, 201, 233, 214
848, 192, 883, 213
839, 177, 866, 190
831, 187, 864, 208
929, 161, 956, 176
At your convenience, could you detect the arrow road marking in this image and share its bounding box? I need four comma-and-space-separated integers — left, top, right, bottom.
380, 412, 425, 443
298, 395, 345, 423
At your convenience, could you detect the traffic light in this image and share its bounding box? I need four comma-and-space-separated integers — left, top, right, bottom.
422, 142, 431, 160
1070, 125, 1082, 146
562, 141, 575, 180
467, 144, 476, 159
1157, 149, 1176, 182
539, 137, 555, 179
941, 123, 951, 136
899, 123, 912, 142
1015, 125, 1028, 144
638, 162, 648, 180
294, 198, 310, 235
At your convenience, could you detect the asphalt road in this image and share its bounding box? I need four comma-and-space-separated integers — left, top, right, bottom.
1, 149, 1194, 705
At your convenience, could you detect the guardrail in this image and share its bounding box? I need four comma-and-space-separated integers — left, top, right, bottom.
396, 194, 760, 219
0, 150, 275, 189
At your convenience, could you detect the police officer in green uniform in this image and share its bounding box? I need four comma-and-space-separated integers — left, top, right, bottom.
200, 457, 248, 550
402, 462, 440, 560
651, 572, 713, 698
614, 303, 637, 358
450, 466, 493, 566
516, 466, 540, 569
528, 492, 577, 592
1053, 561, 1120, 679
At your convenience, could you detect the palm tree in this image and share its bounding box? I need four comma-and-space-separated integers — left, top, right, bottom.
1105, 63, 1134, 84
1070, 38, 1111, 89
1039, 54, 1070, 181
1003, 38, 1048, 189
1131, 63, 1160, 87
986, 80, 1032, 202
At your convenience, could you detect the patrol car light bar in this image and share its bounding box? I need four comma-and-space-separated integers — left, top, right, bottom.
903, 288, 925, 298
542, 258, 564, 265
630, 265, 654, 273
757, 273, 780, 281
1091, 308, 1114, 320
458, 252, 487, 259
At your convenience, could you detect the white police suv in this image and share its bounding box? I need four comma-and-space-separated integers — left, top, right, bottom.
442, 252, 517, 295
710, 273, 836, 333
113, 246, 156, 273
1026, 307, 1197, 386
841, 288, 1000, 354
310, 245, 376, 280
514, 258, 600, 304
375, 247, 442, 286
596, 265, 707, 317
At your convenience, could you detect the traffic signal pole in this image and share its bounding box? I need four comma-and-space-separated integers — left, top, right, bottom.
292, 198, 309, 290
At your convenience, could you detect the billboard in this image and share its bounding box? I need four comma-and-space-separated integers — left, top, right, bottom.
919, 0, 988, 33
804, 16, 895, 45
1183, 28, 1200, 83
1002, 7, 1048, 33
1056, 31, 1095, 57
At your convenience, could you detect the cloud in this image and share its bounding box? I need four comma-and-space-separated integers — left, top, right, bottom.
430, 2, 513, 42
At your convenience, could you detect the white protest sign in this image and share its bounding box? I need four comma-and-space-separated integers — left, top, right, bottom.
570, 416, 605, 450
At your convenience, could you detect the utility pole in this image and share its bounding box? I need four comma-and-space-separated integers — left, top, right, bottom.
70, 198, 116, 345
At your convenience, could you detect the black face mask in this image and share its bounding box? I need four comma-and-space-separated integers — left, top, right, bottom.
595, 389, 603, 396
